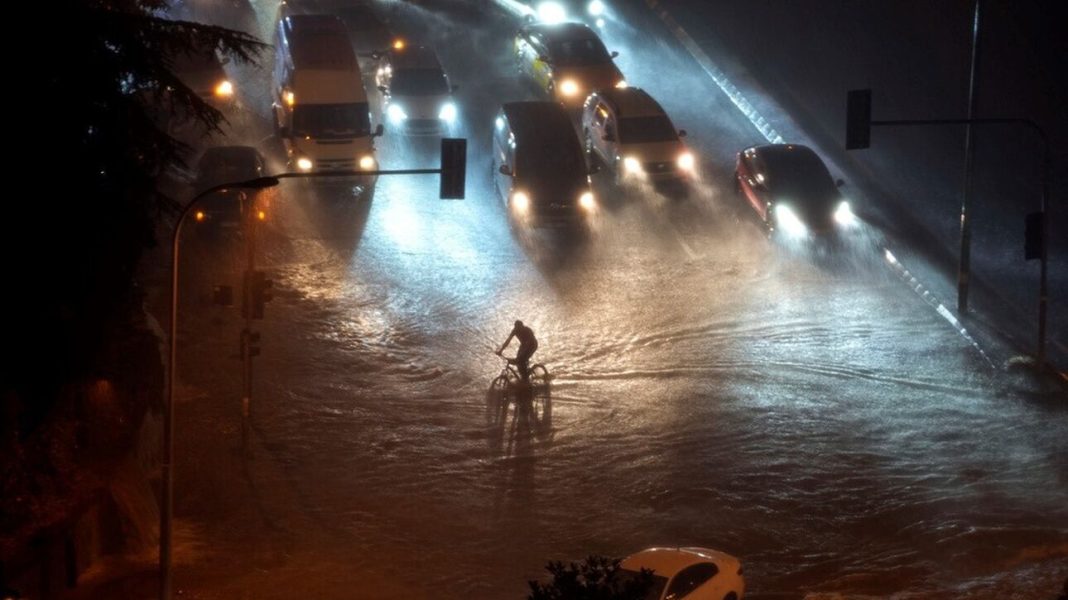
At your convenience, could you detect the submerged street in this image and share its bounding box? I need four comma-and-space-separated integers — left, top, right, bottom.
154, 0, 1068, 598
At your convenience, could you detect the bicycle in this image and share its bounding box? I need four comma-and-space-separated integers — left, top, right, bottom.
490, 354, 551, 424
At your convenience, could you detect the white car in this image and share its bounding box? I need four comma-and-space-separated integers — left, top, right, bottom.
619, 547, 745, 600
375, 44, 457, 135
582, 87, 696, 189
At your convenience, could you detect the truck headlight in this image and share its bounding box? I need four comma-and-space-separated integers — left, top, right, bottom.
588, 0, 606, 16
387, 104, 407, 123
359, 155, 376, 170
623, 156, 643, 174
439, 102, 457, 122
559, 79, 580, 97
296, 157, 313, 172
774, 204, 807, 237
214, 80, 234, 98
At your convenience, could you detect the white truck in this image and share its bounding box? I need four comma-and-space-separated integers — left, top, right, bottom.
273, 14, 382, 175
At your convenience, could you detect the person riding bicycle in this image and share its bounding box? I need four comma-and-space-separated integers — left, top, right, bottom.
496, 319, 538, 383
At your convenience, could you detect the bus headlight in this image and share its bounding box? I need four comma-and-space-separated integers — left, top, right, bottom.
439, 102, 457, 122
296, 157, 313, 172
387, 104, 407, 123
214, 80, 234, 98
623, 156, 643, 174
774, 204, 807, 237
559, 79, 580, 97
579, 191, 596, 211
359, 155, 376, 170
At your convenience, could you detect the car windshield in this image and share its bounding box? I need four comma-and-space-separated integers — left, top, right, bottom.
517, 139, 587, 198
391, 69, 449, 96
548, 37, 611, 65
762, 149, 838, 209
616, 569, 668, 600
292, 103, 371, 139
196, 151, 259, 187
619, 116, 677, 144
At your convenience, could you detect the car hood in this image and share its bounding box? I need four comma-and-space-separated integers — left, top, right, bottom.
617, 140, 684, 163
391, 94, 451, 119
555, 63, 623, 89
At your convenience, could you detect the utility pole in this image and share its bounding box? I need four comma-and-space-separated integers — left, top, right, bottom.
846, 96, 1053, 371
958, 0, 982, 313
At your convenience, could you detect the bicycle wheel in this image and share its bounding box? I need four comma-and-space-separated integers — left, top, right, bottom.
488, 374, 513, 424
528, 364, 550, 415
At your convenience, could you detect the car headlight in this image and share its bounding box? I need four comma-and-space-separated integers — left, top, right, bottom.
774, 204, 807, 237
359, 155, 376, 170
834, 200, 857, 227
559, 79, 580, 97
296, 157, 313, 172
387, 104, 407, 123
623, 156, 643, 174
214, 80, 234, 98
537, 1, 566, 23
588, 0, 606, 16
439, 102, 457, 122
579, 191, 596, 211
677, 151, 695, 172
284, 90, 296, 107
512, 190, 530, 213
614, 79, 628, 89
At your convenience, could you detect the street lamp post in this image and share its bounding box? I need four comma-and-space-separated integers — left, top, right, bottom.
160, 137, 467, 600
161, 175, 279, 600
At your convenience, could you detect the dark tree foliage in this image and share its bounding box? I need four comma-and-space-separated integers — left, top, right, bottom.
7, 0, 264, 423
528, 555, 656, 600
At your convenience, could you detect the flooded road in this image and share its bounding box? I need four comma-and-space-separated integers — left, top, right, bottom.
161, 0, 1068, 598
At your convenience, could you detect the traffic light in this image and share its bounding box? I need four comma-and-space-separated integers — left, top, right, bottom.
440, 137, 466, 199
242, 270, 274, 319
846, 89, 872, 150
240, 328, 261, 358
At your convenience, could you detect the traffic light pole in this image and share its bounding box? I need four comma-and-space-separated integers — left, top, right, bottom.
162, 137, 466, 600
241, 192, 257, 454
845, 106, 1052, 369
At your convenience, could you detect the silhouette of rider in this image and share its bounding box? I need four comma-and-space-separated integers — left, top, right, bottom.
497, 320, 538, 383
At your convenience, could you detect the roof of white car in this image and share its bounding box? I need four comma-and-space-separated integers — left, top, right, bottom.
390, 45, 443, 70
595, 88, 665, 118
620, 547, 741, 576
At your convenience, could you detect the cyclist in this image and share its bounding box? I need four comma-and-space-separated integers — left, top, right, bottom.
496, 319, 538, 383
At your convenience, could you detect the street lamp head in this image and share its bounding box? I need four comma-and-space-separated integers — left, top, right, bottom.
238, 176, 281, 190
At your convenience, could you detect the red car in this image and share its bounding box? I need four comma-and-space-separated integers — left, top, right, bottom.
735, 143, 858, 238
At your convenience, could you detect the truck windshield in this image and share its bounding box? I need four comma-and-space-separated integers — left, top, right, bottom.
292, 103, 371, 139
